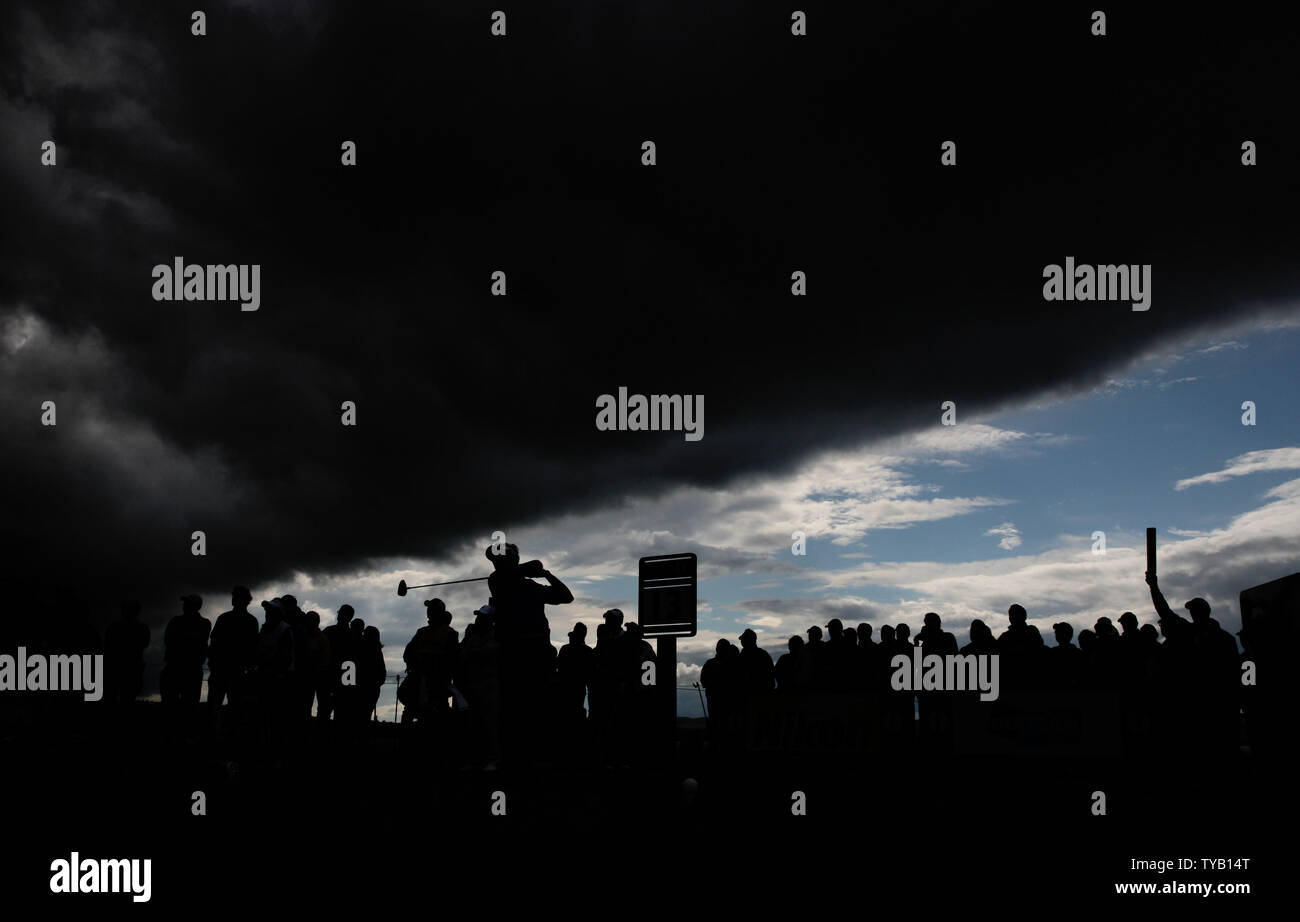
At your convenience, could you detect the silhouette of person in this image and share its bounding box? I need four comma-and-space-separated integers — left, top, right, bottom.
885, 624, 917, 739
1087, 616, 1121, 687
877, 624, 899, 691
596, 602, 628, 754
997, 603, 1044, 690
161, 595, 211, 715
275, 593, 316, 723
320, 604, 357, 720
253, 598, 294, 745
590, 621, 621, 761
103, 600, 150, 706
701, 639, 741, 750
302, 611, 331, 717
1146, 571, 1239, 755
557, 622, 594, 723
603, 608, 626, 637
485, 543, 573, 764
914, 613, 958, 744
1115, 610, 1146, 688
824, 619, 854, 692
208, 586, 259, 715
997, 604, 1043, 652
617, 622, 657, 764
403, 599, 459, 727
458, 604, 501, 768
256, 599, 294, 671
737, 629, 775, 694
916, 612, 958, 655
1048, 622, 1082, 689
854, 623, 875, 687
960, 620, 997, 656
805, 625, 826, 691
360, 625, 385, 721
775, 635, 808, 693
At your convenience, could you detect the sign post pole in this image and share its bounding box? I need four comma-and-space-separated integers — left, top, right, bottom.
639, 553, 697, 767
657, 635, 676, 764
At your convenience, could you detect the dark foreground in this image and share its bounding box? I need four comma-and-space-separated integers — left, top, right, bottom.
6, 703, 1286, 910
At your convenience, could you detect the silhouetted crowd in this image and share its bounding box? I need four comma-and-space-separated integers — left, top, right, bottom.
24, 546, 1284, 766
97, 588, 388, 747
699, 572, 1257, 758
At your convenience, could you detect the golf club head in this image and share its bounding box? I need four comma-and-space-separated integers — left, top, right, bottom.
397, 579, 407, 597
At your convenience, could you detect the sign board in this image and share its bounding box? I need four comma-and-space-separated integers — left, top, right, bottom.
1239, 572, 1300, 631
638, 553, 697, 638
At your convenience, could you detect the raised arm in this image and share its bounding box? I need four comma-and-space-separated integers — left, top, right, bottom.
540, 568, 574, 605
1145, 570, 1177, 623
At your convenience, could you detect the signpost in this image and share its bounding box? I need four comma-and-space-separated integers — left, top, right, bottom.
638, 553, 697, 639
638, 553, 697, 762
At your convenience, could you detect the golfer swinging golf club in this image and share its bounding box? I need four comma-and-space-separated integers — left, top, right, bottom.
486, 542, 574, 765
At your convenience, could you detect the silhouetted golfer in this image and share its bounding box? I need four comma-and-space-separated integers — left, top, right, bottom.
486, 543, 573, 764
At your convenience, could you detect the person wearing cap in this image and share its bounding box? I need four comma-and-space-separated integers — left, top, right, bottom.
1145, 572, 1234, 653
602, 609, 625, 637
556, 621, 593, 718
161, 594, 212, 716
1146, 570, 1241, 753
555, 621, 594, 756
402, 598, 459, 727
255, 599, 295, 674
457, 604, 500, 766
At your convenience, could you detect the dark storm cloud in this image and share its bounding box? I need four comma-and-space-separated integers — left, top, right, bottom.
3, 1, 1299, 625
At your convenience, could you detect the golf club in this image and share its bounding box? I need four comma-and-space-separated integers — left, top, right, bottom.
396, 576, 490, 597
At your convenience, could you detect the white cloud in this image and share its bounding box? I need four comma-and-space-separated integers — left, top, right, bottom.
1195, 340, 1248, 356
1174, 447, 1300, 490
984, 521, 1022, 550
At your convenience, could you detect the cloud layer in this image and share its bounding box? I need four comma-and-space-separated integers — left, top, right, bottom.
5, 1, 1300, 639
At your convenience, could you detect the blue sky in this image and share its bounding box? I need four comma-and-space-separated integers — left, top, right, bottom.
233, 307, 1300, 720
